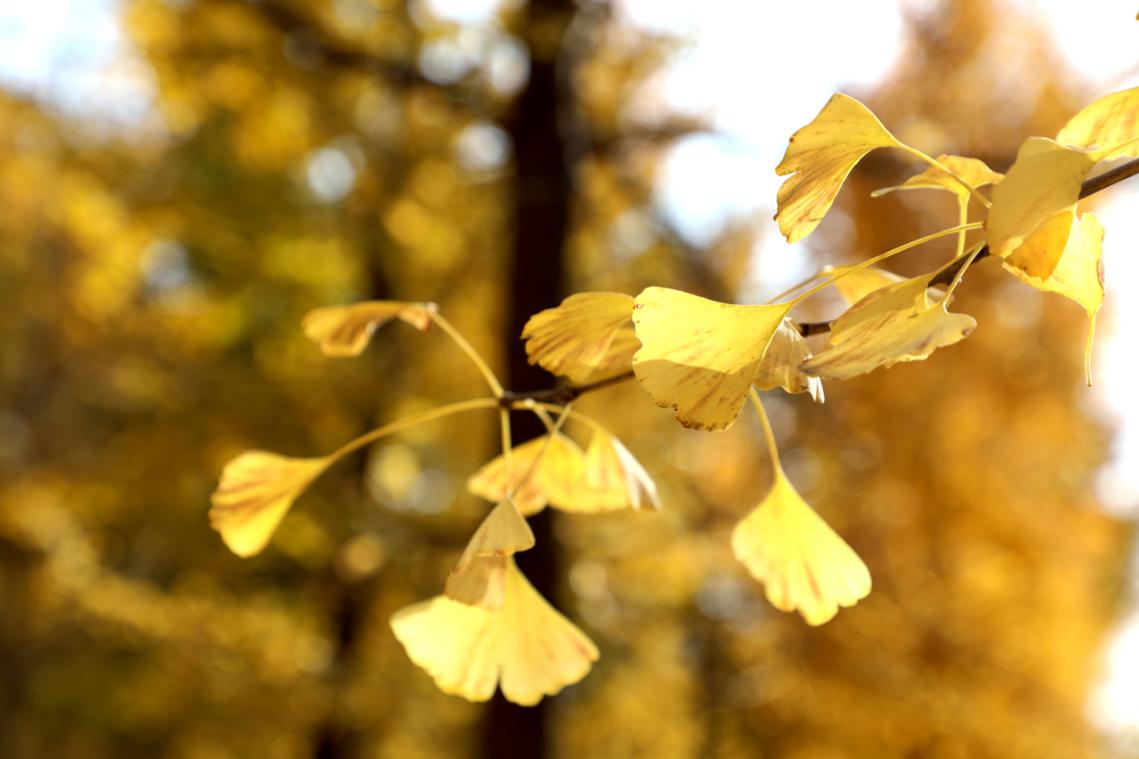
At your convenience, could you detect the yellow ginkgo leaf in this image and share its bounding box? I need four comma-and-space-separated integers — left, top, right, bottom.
986, 137, 1102, 258
802, 274, 975, 380
454, 500, 535, 571
871, 154, 1003, 200
391, 559, 599, 705
577, 430, 660, 512
1057, 87, 1139, 158
775, 93, 903, 243
826, 265, 906, 306
445, 554, 509, 610
209, 451, 329, 557
302, 300, 432, 357
754, 318, 824, 402
632, 287, 791, 431
467, 433, 585, 515
522, 292, 638, 383
1003, 210, 1104, 385
732, 469, 870, 625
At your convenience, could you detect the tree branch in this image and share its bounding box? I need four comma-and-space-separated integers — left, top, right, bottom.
795, 155, 1139, 335
501, 155, 1139, 404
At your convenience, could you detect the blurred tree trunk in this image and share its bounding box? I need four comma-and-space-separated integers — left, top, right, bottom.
482, 0, 573, 756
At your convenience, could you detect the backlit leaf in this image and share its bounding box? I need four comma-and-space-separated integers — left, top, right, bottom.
732, 469, 870, 625
209, 451, 328, 557
522, 292, 638, 383
871, 154, 1003, 200
754, 319, 824, 402
302, 300, 432, 357
454, 500, 535, 571
467, 433, 585, 515
577, 430, 660, 512
391, 559, 599, 705
802, 274, 975, 380
775, 93, 903, 243
986, 137, 1101, 258
1057, 87, 1139, 158
632, 287, 791, 431
445, 554, 509, 610
827, 265, 906, 306
1002, 210, 1104, 384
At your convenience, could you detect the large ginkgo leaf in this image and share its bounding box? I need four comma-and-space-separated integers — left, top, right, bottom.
732, 470, 870, 626
986, 137, 1102, 258
1003, 210, 1105, 384
632, 287, 791, 431
1057, 87, 1139, 158
775, 93, 903, 243
522, 292, 638, 383
391, 560, 599, 705
871, 154, 1003, 200
802, 274, 975, 380
302, 300, 432, 357
467, 433, 585, 515
209, 452, 329, 557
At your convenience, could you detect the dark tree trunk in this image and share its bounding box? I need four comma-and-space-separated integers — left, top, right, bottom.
482, 0, 574, 756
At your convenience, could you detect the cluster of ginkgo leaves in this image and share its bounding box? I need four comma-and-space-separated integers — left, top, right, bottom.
210, 86, 1139, 706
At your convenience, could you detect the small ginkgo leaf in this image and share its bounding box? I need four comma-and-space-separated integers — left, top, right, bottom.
775, 93, 903, 243
802, 274, 975, 380
826, 265, 906, 306
522, 292, 638, 383
445, 554, 509, 610
577, 430, 660, 512
209, 451, 329, 557
632, 287, 791, 431
467, 433, 585, 515
1003, 210, 1104, 384
986, 137, 1103, 258
871, 154, 1003, 200
1057, 87, 1139, 158
391, 559, 599, 705
732, 469, 870, 625
754, 319, 824, 402
455, 500, 535, 571
302, 300, 432, 357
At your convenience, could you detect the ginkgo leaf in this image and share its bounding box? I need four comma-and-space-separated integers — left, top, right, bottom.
302, 300, 432, 357
986, 137, 1103, 258
732, 469, 870, 625
445, 554, 509, 610
454, 500, 535, 571
391, 559, 599, 705
1003, 210, 1104, 385
802, 274, 975, 380
754, 319, 824, 402
467, 433, 585, 515
871, 154, 1003, 200
632, 287, 791, 431
577, 430, 660, 512
522, 292, 638, 383
826, 265, 905, 306
1057, 87, 1139, 158
209, 451, 329, 557
775, 93, 903, 243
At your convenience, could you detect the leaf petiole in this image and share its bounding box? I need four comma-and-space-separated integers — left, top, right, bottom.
429, 308, 505, 397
